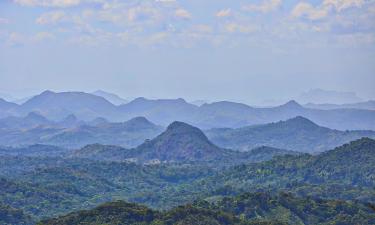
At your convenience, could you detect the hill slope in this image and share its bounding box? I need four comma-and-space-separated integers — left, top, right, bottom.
177, 138, 375, 204
44, 117, 163, 148
91, 90, 128, 105
131, 121, 231, 162
0, 117, 163, 148
18, 91, 119, 121
39, 192, 375, 225
206, 116, 375, 153
0, 98, 19, 118
0, 202, 34, 225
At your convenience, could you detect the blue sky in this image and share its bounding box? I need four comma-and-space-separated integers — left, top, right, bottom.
0, 0, 374, 104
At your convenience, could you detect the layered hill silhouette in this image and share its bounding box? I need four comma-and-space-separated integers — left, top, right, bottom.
0, 116, 163, 148
206, 116, 375, 153
305, 100, 375, 110
17, 90, 119, 121
1, 113, 374, 153
71, 121, 296, 164
0, 98, 18, 118
1, 91, 374, 130
91, 90, 128, 105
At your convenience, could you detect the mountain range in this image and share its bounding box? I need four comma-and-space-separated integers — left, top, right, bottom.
296, 88, 363, 104
1, 91, 375, 130
91, 90, 128, 105
305, 100, 375, 110
69, 121, 297, 164
0, 116, 163, 148
206, 116, 375, 153
1, 113, 374, 153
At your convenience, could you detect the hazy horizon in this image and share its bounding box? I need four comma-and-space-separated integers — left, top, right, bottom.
0, 88, 372, 106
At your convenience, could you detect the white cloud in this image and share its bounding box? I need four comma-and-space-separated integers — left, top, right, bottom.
323, 0, 364, 12
291, 2, 329, 20
223, 23, 258, 34
36, 11, 67, 24
216, 9, 232, 18
291, 0, 365, 20
6, 32, 27, 46
33, 31, 55, 41
175, 8, 191, 19
242, 0, 282, 13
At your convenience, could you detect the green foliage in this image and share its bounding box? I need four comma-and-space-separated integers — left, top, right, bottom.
0, 202, 34, 225
38, 192, 375, 225
156, 138, 375, 207
1, 138, 374, 224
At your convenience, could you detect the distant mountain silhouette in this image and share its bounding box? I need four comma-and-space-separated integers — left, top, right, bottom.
118, 97, 198, 125
0, 98, 18, 118
296, 88, 363, 104
305, 100, 375, 110
42, 117, 163, 149
91, 90, 128, 105
19, 91, 118, 121
0, 116, 163, 148
0, 112, 53, 130
3, 91, 375, 130
198, 100, 375, 130
57, 114, 82, 128
206, 116, 375, 153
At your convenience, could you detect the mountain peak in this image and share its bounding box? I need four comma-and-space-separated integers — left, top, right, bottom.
134, 121, 226, 162
283, 100, 302, 108
63, 114, 77, 121
133, 97, 148, 102
40, 90, 55, 96
166, 121, 206, 137
92, 90, 127, 105
129, 116, 150, 123
25, 112, 49, 123
26, 111, 46, 119
124, 116, 157, 129
59, 114, 79, 127
287, 116, 316, 124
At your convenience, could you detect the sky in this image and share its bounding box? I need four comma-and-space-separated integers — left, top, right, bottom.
0, 0, 375, 105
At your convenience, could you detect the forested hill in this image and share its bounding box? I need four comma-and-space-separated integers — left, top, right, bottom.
206, 116, 375, 153
0, 202, 34, 225
38, 192, 375, 225
163, 138, 375, 205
